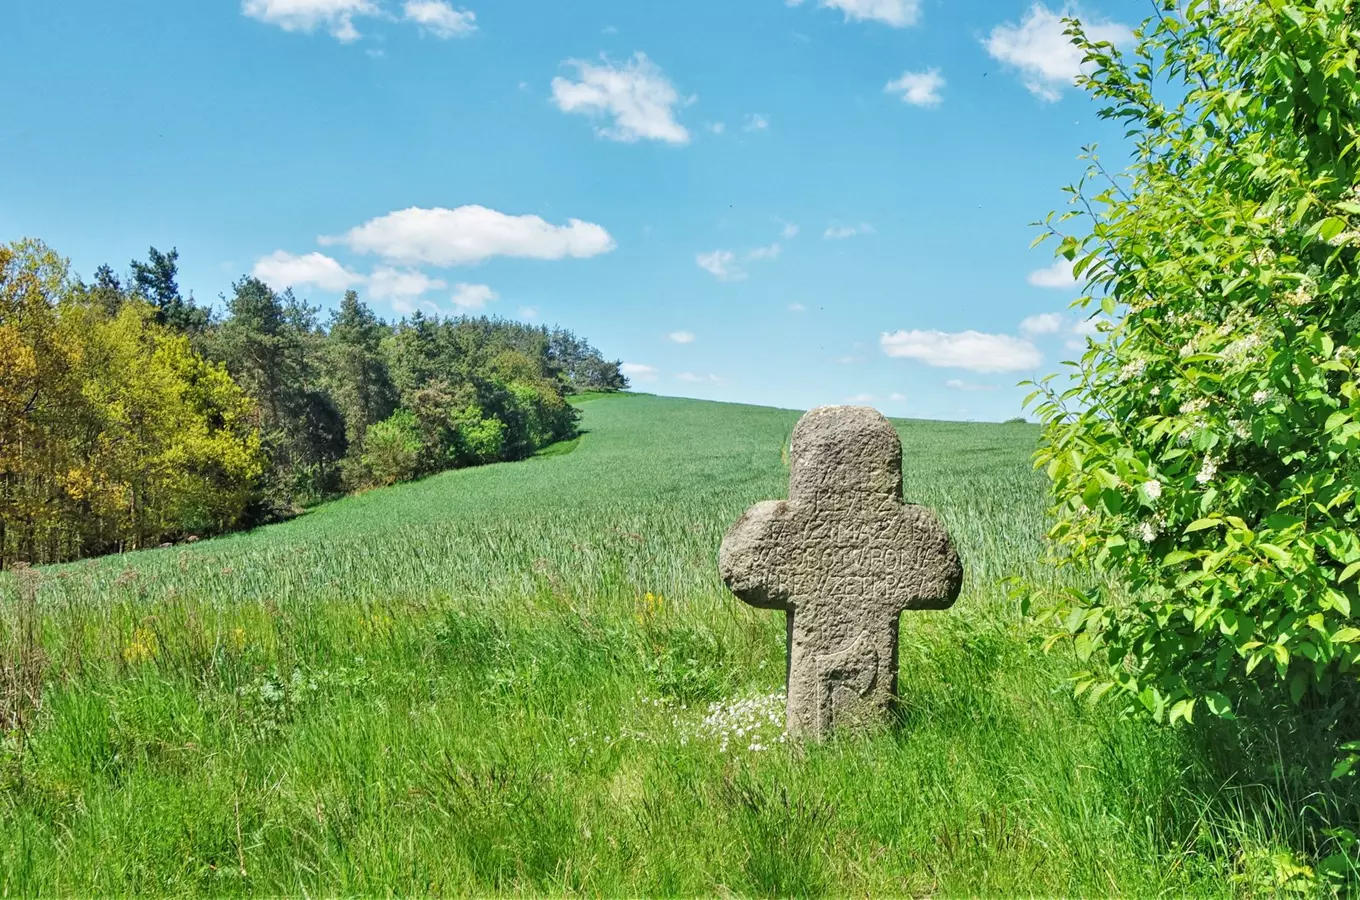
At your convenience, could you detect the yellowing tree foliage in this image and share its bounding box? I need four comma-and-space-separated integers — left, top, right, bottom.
0, 240, 262, 566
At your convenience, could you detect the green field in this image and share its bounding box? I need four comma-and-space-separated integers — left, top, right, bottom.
0, 394, 1340, 895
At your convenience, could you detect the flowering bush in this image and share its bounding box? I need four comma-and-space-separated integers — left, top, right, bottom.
1028, 1, 1360, 724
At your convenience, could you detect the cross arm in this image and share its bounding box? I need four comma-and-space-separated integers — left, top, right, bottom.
718, 500, 796, 610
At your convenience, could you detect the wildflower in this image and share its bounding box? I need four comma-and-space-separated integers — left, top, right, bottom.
1118, 359, 1147, 382
1136, 521, 1159, 543
1196, 456, 1219, 485
1229, 418, 1251, 440
1179, 398, 1208, 416
1150, 386, 1161, 397
1252, 389, 1271, 405
123, 626, 159, 664
1222, 334, 1262, 362
1326, 230, 1360, 248
1142, 480, 1162, 503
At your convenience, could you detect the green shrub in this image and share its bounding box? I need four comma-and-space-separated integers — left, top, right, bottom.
1027, 1, 1360, 726
361, 409, 424, 485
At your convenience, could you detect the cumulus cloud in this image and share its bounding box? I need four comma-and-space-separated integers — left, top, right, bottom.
241, 0, 378, 41
403, 0, 476, 38
366, 266, 447, 300
880, 329, 1042, 373
621, 362, 658, 382
252, 251, 363, 292
885, 68, 944, 107
1027, 257, 1078, 288
451, 282, 498, 310
780, 222, 800, 239
551, 52, 690, 144
744, 113, 770, 132
668, 330, 696, 344
945, 379, 1000, 391
1019, 312, 1064, 335
696, 250, 745, 281
746, 243, 783, 261
324, 205, 616, 267
984, 4, 1132, 101
519, 306, 539, 320
824, 223, 875, 240
787, 0, 921, 27
677, 372, 722, 384
705, 121, 727, 134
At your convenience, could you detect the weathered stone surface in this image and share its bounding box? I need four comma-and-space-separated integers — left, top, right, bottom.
719, 405, 963, 740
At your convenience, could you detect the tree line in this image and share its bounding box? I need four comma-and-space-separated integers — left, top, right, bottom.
0, 239, 627, 568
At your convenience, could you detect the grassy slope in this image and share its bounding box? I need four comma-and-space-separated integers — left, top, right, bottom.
0, 394, 1318, 895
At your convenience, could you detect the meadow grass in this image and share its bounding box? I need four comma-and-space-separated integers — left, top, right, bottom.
0, 393, 1353, 895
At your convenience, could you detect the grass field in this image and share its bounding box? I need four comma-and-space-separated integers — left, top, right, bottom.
0, 393, 1350, 895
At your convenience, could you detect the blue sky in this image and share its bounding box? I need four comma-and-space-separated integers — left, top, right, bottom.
2, 0, 1141, 420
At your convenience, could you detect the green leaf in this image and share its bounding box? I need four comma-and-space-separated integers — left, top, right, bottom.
1186, 518, 1223, 533
1333, 627, 1360, 644
1204, 691, 1234, 719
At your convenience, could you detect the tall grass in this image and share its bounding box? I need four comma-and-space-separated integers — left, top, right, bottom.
0, 393, 1352, 895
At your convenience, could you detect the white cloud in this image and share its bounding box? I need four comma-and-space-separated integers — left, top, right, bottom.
1027, 257, 1078, 288
403, 0, 476, 38
1020, 311, 1064, 335
945, 379, 1000, 391
881, 329, 1042, 373
621, 362, 658, 382
668, 330, 696, 344
889, 392, 906, 402
847, 393, 878, 403
367, 266, 447, 300
746, 243, 783, 261
324, 205, 615, 267
551, 52, 690, 144
984, 4, 1133, 101
787, 0, 921, 27
788, 302, 807, 312
824, 223, 875, 240
885, 68, 944, 107
252, 250, 363, 292
696, 250, 746, 282
705, 121, 727, 134
451, 282, 498, 311
744, 113, 770, 132
241, 0, 377, 41
677, 372, 722, 384
519, 306, 539, 320
781, 222, 800, 239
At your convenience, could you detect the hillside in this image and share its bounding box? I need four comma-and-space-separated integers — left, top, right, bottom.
0, 395, 1310, 894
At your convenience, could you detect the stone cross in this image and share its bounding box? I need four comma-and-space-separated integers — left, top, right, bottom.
719, 405, 963, 740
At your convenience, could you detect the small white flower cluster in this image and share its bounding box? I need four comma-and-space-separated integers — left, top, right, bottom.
1222, 333, 1263, 362
1135, 518, 1164, 544
1252, 389, 1273, 405
1118, 358, 1148, 382
1196, 456, 1220, 485
1179, 398, 1209, 416
1336, 345, 1358, 364
1141, 480, 1163, 503
1229, 418, 1251, 440
1326, 229, 1360, 248
1285, 284, 1315, 307
689, 691, 789, 753
1249, 246, 1277, 267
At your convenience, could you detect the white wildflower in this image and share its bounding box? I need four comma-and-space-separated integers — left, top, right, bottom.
1252, 389, 1271, 405
1136, 520, 1159, 543
1118, 358, 1148, 382
1179, 398, 1209, 415
1142, 480, 1163, 503
1196, 456, 1219, 485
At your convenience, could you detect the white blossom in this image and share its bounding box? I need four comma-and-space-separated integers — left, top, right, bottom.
1196, 456, 1219, 485
1142, 480, 1163, 502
